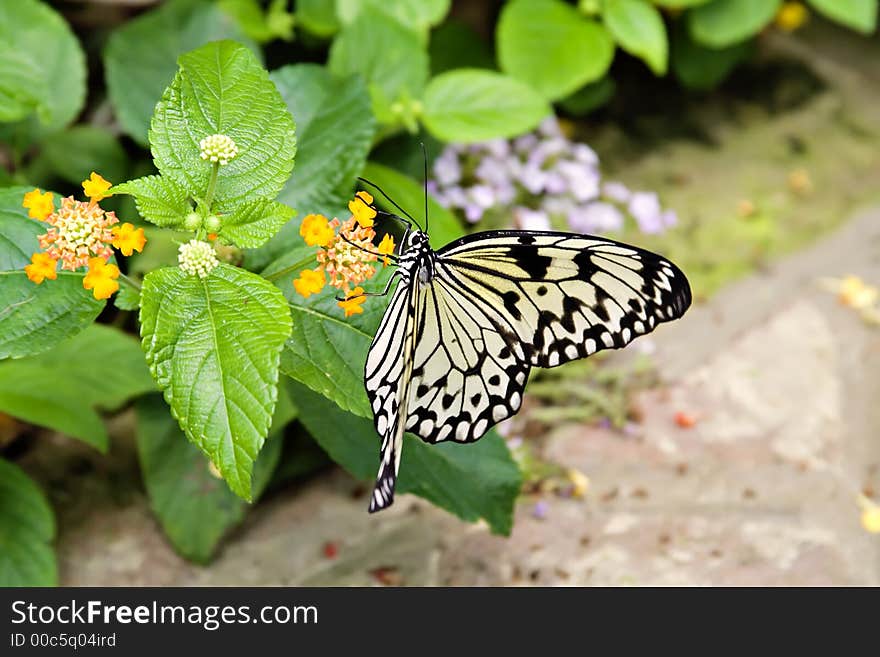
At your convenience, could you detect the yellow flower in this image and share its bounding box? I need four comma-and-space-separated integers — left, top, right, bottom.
858, 496, 880, 534
22, 189, 54, 220
300, 214, 335, 247
24, 252, 58, 284
293, 268, 326, 298
566, 468, 590, 498
348, 191, 377, 228
111, 222, 147, 256
838, 275, 878, 310
82, 172, 112, 202
82, 257, 120, 300
338, 286, 366, 317
377, 233, 395, 266
37, 196, 118, 271
775, 2, 808, 32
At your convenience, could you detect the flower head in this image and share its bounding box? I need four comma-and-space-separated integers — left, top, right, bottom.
111, 223, 147, 256
338, 287, 367, 317
24, 252, 58, 284
838, 276, 878, 310
178, 240, 219, 278
316, 217, 378, 294
348, 191, 377, 228
300, 214, 334, 247
293, 268, 326, 298
858, 495, 880, 534
199, 133, 239, 165
82, 257, 120, 300
37, 196, 118, 271
22, 189, 54, 220
82, 172, 112, 202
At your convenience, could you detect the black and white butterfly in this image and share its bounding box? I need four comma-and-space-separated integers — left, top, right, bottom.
353, 180, 691, 513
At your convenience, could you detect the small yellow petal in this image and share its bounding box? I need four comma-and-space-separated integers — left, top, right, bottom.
293, 268, 326, 298
24, 252, 58, 284
22, 189, 54, 220
82, 172, 112, 202
337, 286, 367, 317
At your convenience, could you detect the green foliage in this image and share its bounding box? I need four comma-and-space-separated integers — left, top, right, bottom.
422, 70, 551, 143
149, 41, 296, 216
688, 0, 782, 48
104, 0, 258, 145
0, 459, 56, 586
140, 264, 292, 501
36, 126, 128, 186
672, 23, 754, 90
272, 65, 376, 215
0, 187, 104, 359
604, 0, 668, 75
328, 10, 429, 126
297, 0, 341, 37
498, 0, 615, 101
219, 0, 295, 43
560, 77, 616, 115
0, 324, 155, 450
0, 0, 85, 131
429, 21, 495, 75
335, 0, 451, 37
293, 383, 522, 536
110, 176, 192, 229
807, 0, 878, 33
135, 390, 294, 562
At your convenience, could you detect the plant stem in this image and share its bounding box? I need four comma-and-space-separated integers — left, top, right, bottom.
119, 272, 142, 291
203, 162, 220, 211
264, 255, 319, 282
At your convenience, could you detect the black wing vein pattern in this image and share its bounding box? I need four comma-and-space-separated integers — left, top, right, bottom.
364, 230, 691, 512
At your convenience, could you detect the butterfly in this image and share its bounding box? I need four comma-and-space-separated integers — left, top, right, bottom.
352, 179, 691, 513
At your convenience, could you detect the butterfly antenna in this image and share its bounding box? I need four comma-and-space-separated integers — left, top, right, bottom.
357, 177, 423, 232
421, 141, 429, 234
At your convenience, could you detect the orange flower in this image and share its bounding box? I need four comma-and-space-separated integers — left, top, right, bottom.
300, 213, 335, 247
775, 1, 808, 32
377, 233, 395, 266
82, 172, 112, 202
317, 217, 378, 294
24, 252, 58, 284
22, 189, 54, 220
82, 257, 120, 300
338, 287, 367, 317
293, 268, 326, 298
348, 191, 377, 228
111, 222, 147, 256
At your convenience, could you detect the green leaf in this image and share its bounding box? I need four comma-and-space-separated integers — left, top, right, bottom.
497, 0, 615, 101
671, 23, 753, 90
297, 0, 341, 37
38, 126, 128, 185
559, 77, 616, 115
0, 0, 86, 130
0, 47, 46, 123
328, 10, 429, 121
604, 0, 668, 75
429, 20, 495, 75
651, 0, 711, 7
150, 41, 297, 214
0, 324, 155, 450
0, 459, 56, 586
0, 187, 104, 360
135, 392, 290, 563
336, 0, 450, 34
139, 263, 292, 500
807, 0, 877, 33
272, 65, 376, 214
104, 0, 259, 145
219, 0, 295, 42
114, 283, 141, 311
422, 69, 551, 143
111, 175, 192, 229
293, 383, 522, 535
689, 0, 782, 48
219, 198, 295, 248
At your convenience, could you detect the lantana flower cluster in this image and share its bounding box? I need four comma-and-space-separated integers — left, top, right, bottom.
428, 117, 677, 236
22, 173, 146, 300
293, 191, 395, 318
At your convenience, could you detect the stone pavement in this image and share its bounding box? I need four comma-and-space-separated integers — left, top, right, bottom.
48, 205, 880, 586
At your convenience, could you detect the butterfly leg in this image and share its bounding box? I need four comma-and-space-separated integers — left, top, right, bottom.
335, 270, 400, 301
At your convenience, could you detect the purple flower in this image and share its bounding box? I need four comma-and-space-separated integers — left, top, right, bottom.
515, 207, 551, 231
572, 143, 598, 166
464, 204, 484, 223
518, 165, 548, 195
602, 181, 631, 203
483, 139, 510, 159
468, 184, 495, 209
538, 116, 561, 138
629, 191, 663, 233
475, 157, 509, 187
514, 133, 538, 154
543, 171, 569, 195
494, 180, 517, 205
532, 499, 549, 520
433, 152, 461, 186
568, 202, 624, 234
557, 161, 600, 202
